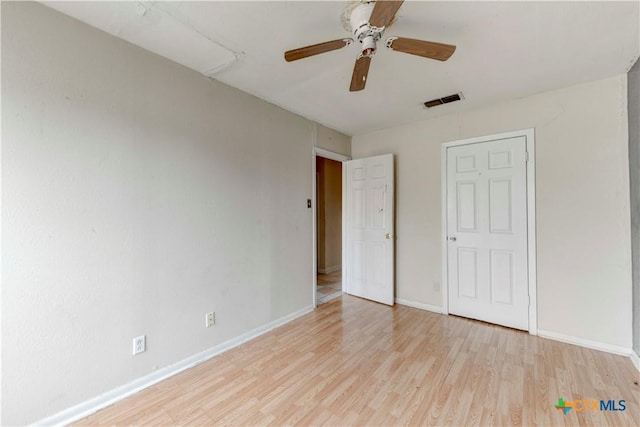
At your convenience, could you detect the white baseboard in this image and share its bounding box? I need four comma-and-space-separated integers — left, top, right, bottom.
33, 305, 315, 427
630, 351, 640, 372
395, 298, 443, 314
537, 329, 634, 358
318, 265, 341, 274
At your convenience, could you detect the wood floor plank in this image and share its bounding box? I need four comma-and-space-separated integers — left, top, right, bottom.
73, 295, 639, 426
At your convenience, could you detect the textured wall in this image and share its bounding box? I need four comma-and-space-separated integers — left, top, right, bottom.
353, 75, 632, 349
0, 2, 337, 424
629, 59, 640, 356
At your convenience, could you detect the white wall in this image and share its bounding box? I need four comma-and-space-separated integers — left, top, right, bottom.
352, 75, 633, 349
629, 60, 640, 356
0, 2, 348, 424
315, 123, 351, 157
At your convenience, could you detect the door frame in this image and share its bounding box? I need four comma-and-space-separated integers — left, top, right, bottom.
440, 128, 538, 334
312, 147, 350, 308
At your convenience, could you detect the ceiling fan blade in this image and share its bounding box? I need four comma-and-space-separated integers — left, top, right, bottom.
386, 37, 456, 61
284, 38, 353, 62
369, 0, 404, 28
349, 56, 372, 92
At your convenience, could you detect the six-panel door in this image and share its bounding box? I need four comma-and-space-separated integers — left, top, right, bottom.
446, 137, 529, 330
345, 154, 394, 306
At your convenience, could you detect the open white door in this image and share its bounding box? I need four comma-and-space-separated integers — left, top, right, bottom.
344, 154, 394, 306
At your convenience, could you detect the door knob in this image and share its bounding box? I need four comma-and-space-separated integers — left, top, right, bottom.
386, 233, 392, 239
448, 236, 457, 242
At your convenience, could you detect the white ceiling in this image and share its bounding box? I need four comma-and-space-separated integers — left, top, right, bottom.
43, 1, 639, 136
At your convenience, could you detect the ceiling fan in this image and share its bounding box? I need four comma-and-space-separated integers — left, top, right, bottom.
284, 0, 456, 92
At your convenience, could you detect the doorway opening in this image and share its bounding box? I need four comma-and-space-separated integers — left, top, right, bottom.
316, 156, 343, 304
312, 148, 349, 307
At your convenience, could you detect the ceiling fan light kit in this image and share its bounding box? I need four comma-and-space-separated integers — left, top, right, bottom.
283, 0, 457, 92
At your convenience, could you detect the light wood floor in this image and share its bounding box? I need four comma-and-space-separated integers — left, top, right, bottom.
76, 295, 639, 426
316, 270, 342, 289
317, 271, 342, 305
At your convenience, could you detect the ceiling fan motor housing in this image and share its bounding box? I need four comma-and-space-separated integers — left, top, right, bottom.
350, 2, 383, 56
350, 2, 375, 39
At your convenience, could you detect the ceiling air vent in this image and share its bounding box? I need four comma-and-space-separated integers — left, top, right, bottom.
424, 93, 464, 108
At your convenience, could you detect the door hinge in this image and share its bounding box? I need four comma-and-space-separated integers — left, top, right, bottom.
525, 151, 529, 162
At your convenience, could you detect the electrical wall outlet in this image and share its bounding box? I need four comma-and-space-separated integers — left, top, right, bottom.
433, 281, 440, 292
133, 335, 146, 355
206, 312, 215, 328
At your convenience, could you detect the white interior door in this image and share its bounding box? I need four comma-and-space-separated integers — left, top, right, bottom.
345, 154, 394, 306
446, 137, 529, 330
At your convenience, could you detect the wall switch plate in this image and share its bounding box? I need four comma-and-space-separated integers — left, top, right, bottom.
206, 312, 215, 328
133, 335, 146, 355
